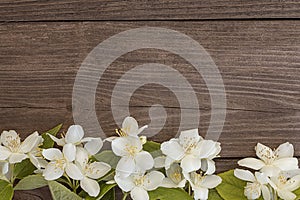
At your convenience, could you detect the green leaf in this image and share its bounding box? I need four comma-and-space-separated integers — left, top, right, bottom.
41, 124, 63, 149
0, 180, 13, 200
14, 174, 47, 190
293, 187, 300, 199
148, 187, 193, 200
143, 141, 160, 152
208, 189, 223, 200
85, 182, 117, 200
216, 170, 247, 200
48, 181, 81, 200
143, 141, 162, 158
93, 150, 120, 169
101, 187, 115, 200
13, 159, 36, 179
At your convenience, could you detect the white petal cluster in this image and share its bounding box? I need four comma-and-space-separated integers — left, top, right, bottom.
42, 125, 110, 197
158, 128, 222, 200
111, 117, 163, 200
0, 130, 44, 177
235, 142, 300, 200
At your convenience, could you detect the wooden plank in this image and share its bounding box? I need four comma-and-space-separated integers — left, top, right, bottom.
0, 0, 299, 21
0, 21, 299, 111
0, 21, 299, 158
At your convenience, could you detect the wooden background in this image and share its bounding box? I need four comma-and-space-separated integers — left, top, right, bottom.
0, 1, 299, 199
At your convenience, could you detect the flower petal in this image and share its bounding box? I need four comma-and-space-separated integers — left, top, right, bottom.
255, 172, 269, 185
237, 157, 265, 170
180, 155, 201, 173
137, 125, 148, 136
86, 162, 111, 179
284, 175, 300, 191
112, 137, 142, 157
261, 185, 271, 200
0, 146, 11, 160
197, 140, 221, 159
75, 147, 89, 168
20, 131, 41, 153
154, 156, 166, 168
166, 163, 183, 184
80, 177, 100, 197
193, 187, 209, 200
42, 148, 63, 161
65, 125, 84, 144
131, 187, 149, 200
43, 162, 64, 180
179, 129, 201, 148
234, 169, 256, 182
275, 142, 294, 158
161, 178, 179, 188
65, 163, 84, 180
202, 175, 222, 189
277, 189, 296, 200
0, 161, 8, 175
260, 165, 281, 177
135, 151, 154, 171
273, 157, 298, 171
63, 143, 76, 162
9, 153, 27, 163
244, 182, 261, 200
1, 130, 20, 147
116, 157, 135, 177
83, 137, 103, 155
48, 134, 65, 146
114, 175, 135, 192
202, 159, 216, 175
143, 171, 165, 191
161, 139, 185, 161
122, 116, 139, 136
255, 143, 274, 163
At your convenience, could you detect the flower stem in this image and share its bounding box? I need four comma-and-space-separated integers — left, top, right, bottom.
270, 186, 277, 200
188, 183, 192, 196
122, 192, 128, 200
9, 164, 14, 184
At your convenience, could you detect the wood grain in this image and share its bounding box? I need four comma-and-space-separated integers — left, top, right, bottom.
0, 21, 299, 159
0, 0, 299, 21
0, 7, 299, 199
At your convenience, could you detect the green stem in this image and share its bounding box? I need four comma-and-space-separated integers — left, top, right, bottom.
9, 164, 14, 184
122, 192, 128, 200
188, 183, 192, 196
270, 186, 277, 200
64, 174, 74, 189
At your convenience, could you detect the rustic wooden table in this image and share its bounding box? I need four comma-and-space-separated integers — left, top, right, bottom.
0, 1, 299, 199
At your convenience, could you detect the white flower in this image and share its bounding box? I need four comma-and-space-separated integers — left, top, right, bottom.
106, 116, 148, 142
269, 170, 300, 200
184, 171, 222, 200
234, 169, 271, 200
49, 125, 103, 155
112, 136, 154, 177
0, 130, 43, 164
115, 171, 164, 200
42, 145, 83, 181
161, 163, 186, 188
238, 142, 298, 177
118, 117, 148, 137
161, 129, 220, 173
75, 147, 111, 197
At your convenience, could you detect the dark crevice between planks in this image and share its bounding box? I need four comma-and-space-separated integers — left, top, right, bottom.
0, 18, 300, 24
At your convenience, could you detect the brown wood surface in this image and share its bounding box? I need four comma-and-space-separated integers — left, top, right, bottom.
0, 0, 300, 21
0, 1, 299, 200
